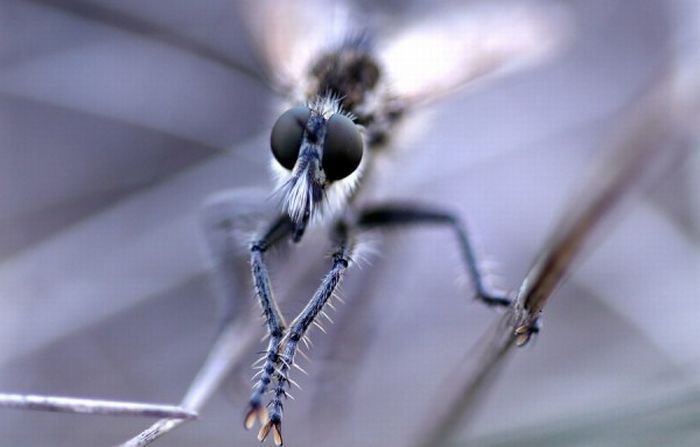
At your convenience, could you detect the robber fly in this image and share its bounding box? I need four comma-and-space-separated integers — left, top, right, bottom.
235, 1, 566, 444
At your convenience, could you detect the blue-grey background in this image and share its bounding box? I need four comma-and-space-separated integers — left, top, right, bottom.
0, 0, 698, 446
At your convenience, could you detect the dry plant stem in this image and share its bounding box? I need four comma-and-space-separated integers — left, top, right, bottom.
512, 81, 695, 337
414, 70, 698, 447
416, 323, 518, 447
118, 318, 262, 447
0, 394, 196, 419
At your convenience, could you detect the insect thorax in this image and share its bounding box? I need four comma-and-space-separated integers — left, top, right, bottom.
308, 47, 379, 117
306, 43, 401, 147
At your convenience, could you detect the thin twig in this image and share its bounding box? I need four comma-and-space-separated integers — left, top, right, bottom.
0, 394, 197, 420
511, 84, 693, 338
117, 317, 262, 447
413, 65, 699, 447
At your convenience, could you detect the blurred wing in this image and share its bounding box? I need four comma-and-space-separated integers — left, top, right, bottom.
378, 1, 570, 106
238, 0, 356, 95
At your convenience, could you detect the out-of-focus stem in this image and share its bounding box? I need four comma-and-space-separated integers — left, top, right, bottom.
414, 64, 699, 447
512, 73, 697, 339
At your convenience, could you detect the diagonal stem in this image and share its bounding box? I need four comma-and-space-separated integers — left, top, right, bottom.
413, 67, 699, 447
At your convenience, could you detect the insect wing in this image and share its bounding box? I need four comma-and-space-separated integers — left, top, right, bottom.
377, 1, 571, 107
238, 0, 356, 97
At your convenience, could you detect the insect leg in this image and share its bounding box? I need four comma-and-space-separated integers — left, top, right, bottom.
357, 204, 512, 307
259, 223, 353, 446
245, 215, 294, 430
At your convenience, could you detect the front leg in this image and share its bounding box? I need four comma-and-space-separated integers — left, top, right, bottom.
244, 215, 294, 430
259, 223, 353, 446
357, 204, 512, 307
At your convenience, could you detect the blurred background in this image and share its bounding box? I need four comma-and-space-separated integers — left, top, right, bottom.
0, 0, 698, 446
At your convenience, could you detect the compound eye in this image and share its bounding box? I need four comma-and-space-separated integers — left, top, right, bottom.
270, 107, 311, 170
322, 114, 363, 181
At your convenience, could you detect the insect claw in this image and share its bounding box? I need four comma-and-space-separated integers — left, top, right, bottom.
244, 404, 267, 430
257, 420, 271, 441
258, 419, 284, 446
515, 331, 531, 347
244, 409, 256, 430
514, 322, 538, 346
272, 421, 284, 446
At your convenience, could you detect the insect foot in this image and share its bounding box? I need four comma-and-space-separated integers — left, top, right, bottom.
262, 372, 291, 444
515, 317, 541, 347
246, 345, 282, 429
258, 416, 283, 446
244, 401, 267, 430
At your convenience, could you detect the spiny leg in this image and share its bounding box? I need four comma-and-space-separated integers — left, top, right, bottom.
245, 215, 294, 430
357, 205, 512, 307
259, 224, 353, 446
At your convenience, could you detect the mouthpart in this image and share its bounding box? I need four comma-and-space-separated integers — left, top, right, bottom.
278, 155, 325, 242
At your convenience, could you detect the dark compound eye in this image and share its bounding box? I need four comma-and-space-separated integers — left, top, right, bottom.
270, 107, 311, 170
322, 114, 363, 181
